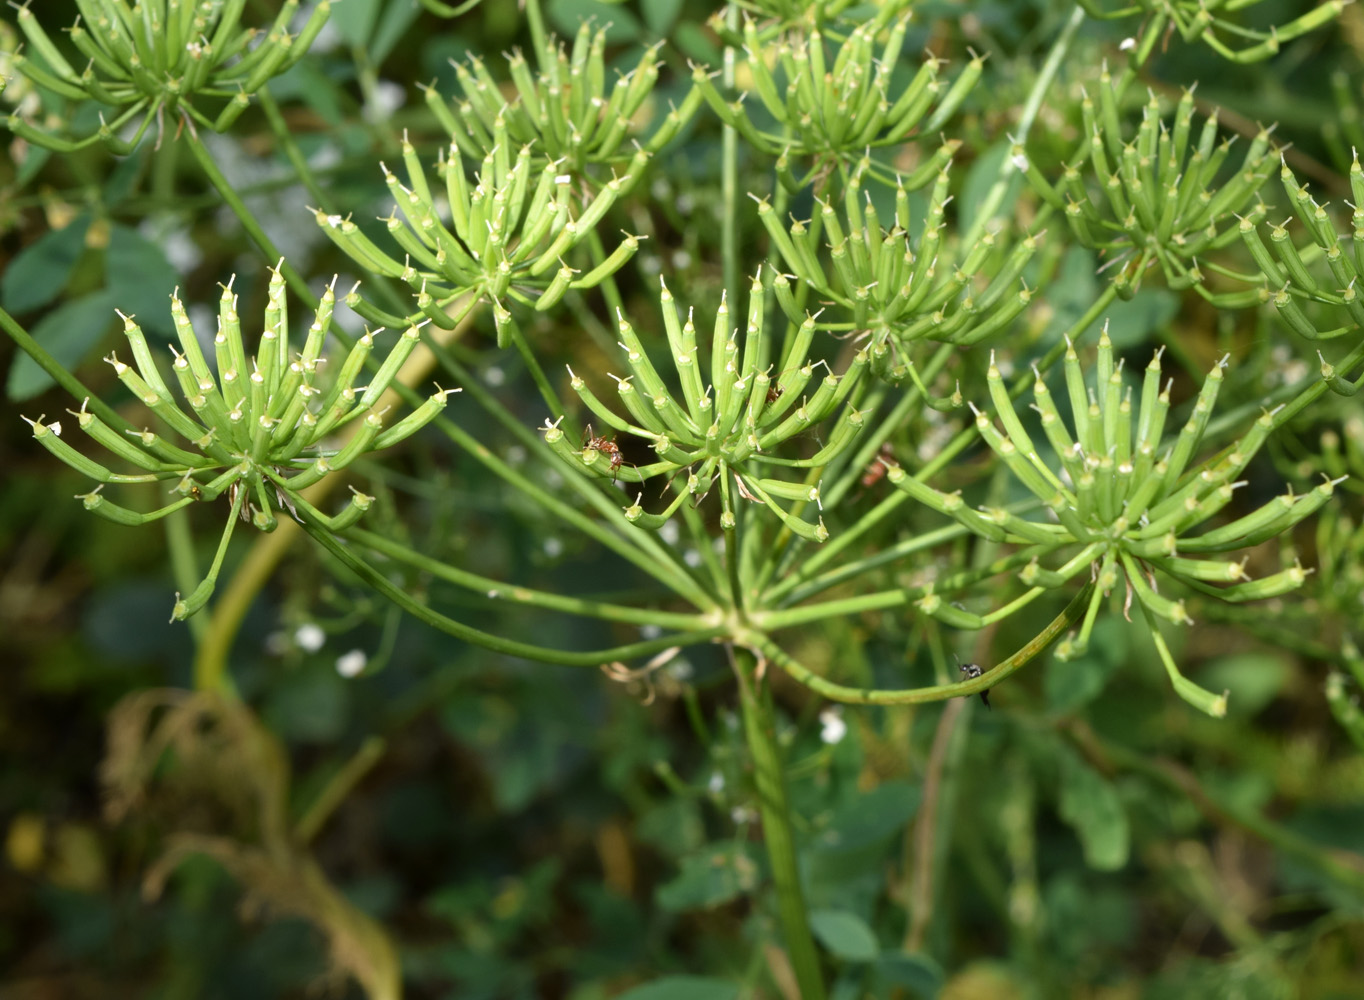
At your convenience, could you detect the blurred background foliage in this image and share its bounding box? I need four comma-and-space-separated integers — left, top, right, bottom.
3, 0, 1364, 997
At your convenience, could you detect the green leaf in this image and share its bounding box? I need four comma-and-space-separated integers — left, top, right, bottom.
6, 289, 119, 402
810, 909, 879, 962
642, 0, 683, 35
1197, 652, 1291, 717
874, 952, 944, 998
1095, 288, 1179, 350
106, 225, 178, 337
1057, 745, 1129, 871
673, 22, 721, 66
613, 977, 741, 1000
655, 843, 760, 912
813, 780, 920, 853
371, 0, 424, 66
330, 0, 382, 49
1044, 617, 1126, 713
547, 0, 642, 43
1, 214, 92, 314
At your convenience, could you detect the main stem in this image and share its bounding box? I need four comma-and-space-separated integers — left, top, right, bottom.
733, 646, 825, 1000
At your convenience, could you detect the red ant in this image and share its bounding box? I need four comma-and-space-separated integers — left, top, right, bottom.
860, 443, 896, 489
583, 424, 626, 483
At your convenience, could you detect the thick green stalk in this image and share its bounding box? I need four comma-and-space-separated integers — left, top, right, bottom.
181, 128, 318, 308
754, 584, 1092, 705
345, 526, 713, 629
962, 4, 1086, 247
0, 306, 131, 432
299, 502, 726, 664
733, 646, 826, 1000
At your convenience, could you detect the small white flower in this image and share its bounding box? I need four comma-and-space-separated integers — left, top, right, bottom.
1120, 37, 1137, 51
668, 657, 693, 681
295, 622, 325, 652
671, 249, 693, 269
708, 772, 725, 793
683, 548, 702, 567
659, 520, 680, 544
484, 365, 505, 386
336, 649, 367, 677
819, 706, 847, 745
640, 623, 663, 640
543, 536, 563, 558
1011, 153, 1029, 173
731, 806, 756, 824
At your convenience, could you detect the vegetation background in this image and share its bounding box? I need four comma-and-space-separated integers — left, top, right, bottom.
3, 0, 1364, 998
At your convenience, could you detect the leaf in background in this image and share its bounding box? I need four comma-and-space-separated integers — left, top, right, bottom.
107, 225, 178, 337
548, 0, 642, 43
613, 976, 742, 1000
1, 214, 92, 314
1098, 288, 1179, 350
813, 780, 920, 854
1044, 617, 1127, 713
810, 908, 879, 962
642, 0, 683, 35
6, 289, 118, 402
329, 0, 381, 49
371, 1, 423, 66
1057, 745, 1129, 871
1198, 652, 1292, 717
959, 141, 1012, 237
874, 952, 945, 998
655, 843, 760, 912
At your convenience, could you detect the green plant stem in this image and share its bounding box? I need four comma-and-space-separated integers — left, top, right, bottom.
294, 736, 387, 845
1065, 720, 1364, 895
784, 283, 1120, 591
753, 583, 1091, 705
524, 0, 549, 65
164, 507, 207, 644
721, 2, 740, 312
344, 526, 713, 628
420, 337, 719, 608
0, 306, 131, 431
962, 4, 1086, 247
297, 500, 726, 664
180, 127, 318, 309
775, 500, 1046, 607
732, 645, 826, 1000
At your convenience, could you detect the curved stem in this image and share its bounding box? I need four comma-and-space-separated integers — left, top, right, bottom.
0, 306, 131, 432
962, 4, 1086, 247
760, 548, 1043, 631
344, 526, 713, 629
754, 583, 1092, 705
300, 507, 726, 664
732, 645, 826, 1000
180, 127, 317, 308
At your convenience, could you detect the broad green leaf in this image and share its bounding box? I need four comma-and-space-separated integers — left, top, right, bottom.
655, 843, 760, 912
874, 952, 944, 998
548, 0, 642, 43
642, 0, 683, 35
813, 780, 920, 853
371, 0, 424, 66
106, 225, 178, 337
1, 214, 92, 314
1057, 745, 1129, 871
1198, 652, 1291, 717
614, 977, 741, 1000
1096, 288, 1178, 350
6, 289, 118, 402
810, 908, 879, 962
330, 0, 382, 49
1044, 617, 1127, 713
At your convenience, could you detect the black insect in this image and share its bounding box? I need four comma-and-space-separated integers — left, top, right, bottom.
958, 661, 991, 710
